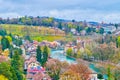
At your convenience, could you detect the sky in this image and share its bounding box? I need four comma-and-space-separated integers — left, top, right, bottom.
1, 0, 120, 23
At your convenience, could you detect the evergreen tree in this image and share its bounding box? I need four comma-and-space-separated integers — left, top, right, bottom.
108, 67, 112, 80
11, 50, 21, 70
1, 36, 10, 50
42, 45, 49, 66
116, 38, 118, 48
116, 36, 120, 48
13, 38, 22, 46
115, 24, 118, 29
10, 67, 18, 80
58, 22, 62, 29
99, 28, 104, 34
11, 50, 23, 80
15, 70, 23, 80
36, 46, 42, 64
9, 45, 13, 58
0, 29, 7, 36
86, 27, 91, 34
0, 62, 12, 80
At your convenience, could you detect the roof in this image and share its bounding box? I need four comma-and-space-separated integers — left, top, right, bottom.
25, 56, 39, 66
26, 73, 34, 79
0, 55, 8, 63
33, 72, 51, 80
27, 66, 45, 73
26, 72, 51, 80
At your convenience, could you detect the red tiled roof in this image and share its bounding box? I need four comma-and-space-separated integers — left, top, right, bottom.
27, 72, 51, 80
25, 56, 38, 64
27, 66, 45, 73
33, 72, 51, 80
26, 73, 34, 79
0, 55, 8, 63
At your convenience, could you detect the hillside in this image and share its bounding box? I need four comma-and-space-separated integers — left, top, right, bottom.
0, 24, 65, 41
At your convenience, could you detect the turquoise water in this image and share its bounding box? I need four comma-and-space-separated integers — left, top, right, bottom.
50, 50, 76, 64
51, 50, 108, 79
89, 64, 108, 79
89, 64, 101, 72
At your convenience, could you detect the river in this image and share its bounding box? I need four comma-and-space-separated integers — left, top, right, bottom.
50, 49, 108, 79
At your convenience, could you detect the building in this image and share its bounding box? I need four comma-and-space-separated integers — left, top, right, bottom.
25, 55, 51, 80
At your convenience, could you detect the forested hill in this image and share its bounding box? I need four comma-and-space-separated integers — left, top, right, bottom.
0, 16, 75, 26
0, 16, 91, 33
0, 16, 116, 35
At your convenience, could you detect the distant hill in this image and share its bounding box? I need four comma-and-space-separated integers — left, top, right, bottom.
0, 16, 116, 35
0, 24, 65, 41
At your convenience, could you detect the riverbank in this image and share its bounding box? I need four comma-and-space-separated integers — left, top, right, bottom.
50, 49, 109, 80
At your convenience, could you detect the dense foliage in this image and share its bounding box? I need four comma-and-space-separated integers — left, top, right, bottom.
36, 45, 49, 66
1, 36, 10, 50
0, 16, 113, 35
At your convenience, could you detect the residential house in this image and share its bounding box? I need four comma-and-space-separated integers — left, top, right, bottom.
0, 55, 8, 63
103, 25, 116, 33
64, 43, 78, 54
25, 55, 51, 80
71, 28, 76, 34
27, 72, 51, 80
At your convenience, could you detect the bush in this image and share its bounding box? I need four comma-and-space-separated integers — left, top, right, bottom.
66, 48, 72, 56
97, 73, 104, 79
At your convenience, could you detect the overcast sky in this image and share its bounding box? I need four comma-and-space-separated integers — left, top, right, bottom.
1, 0, 120, 23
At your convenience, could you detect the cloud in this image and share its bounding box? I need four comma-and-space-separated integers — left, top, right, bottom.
0, 12, 21, 18
35, 9, 120, 23
0, 0, 120, 23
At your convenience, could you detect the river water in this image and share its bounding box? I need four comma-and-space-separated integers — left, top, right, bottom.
50, 50, 108, 79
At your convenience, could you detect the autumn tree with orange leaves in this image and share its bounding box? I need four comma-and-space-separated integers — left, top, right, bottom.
60, 59, 91, 80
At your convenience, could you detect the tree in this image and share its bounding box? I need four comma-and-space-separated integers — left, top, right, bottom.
6, 36, 12, 43
92, 44, 115, 61
0, 62, 12, 80
15, 70, 23, 80
51, 69, 60, 80
42, 45, 49, 66
13, 48, 22, 55
86, 27, 91, 34
58, 22, 62, 29
42, 17, 53, 26
66, 48, 72, 56
9, 45, 13, 58
99, 28, 104, 34
116, 36, 120, 48
0, 45, 2, 55
13, 38, 22, 46
11, 50, 24, 80
113, 68, 120, 80
76, 26, 84, 33
97, 74, 103, 79
107, 67, 113, 80
46, 59, 61, 80
84, 48, 92, 57
2, 49, 9, 57
0, 75, 8, 80
67, 60, 91, 80
0, 29, 7, 36
25, 35, 31, 41
10, 67, 18, 80
1, 36, 10, 50
36, 46, 42, 64
11, 50, 21, 70
60, 69, 81, 80
115, 24, 118, 29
